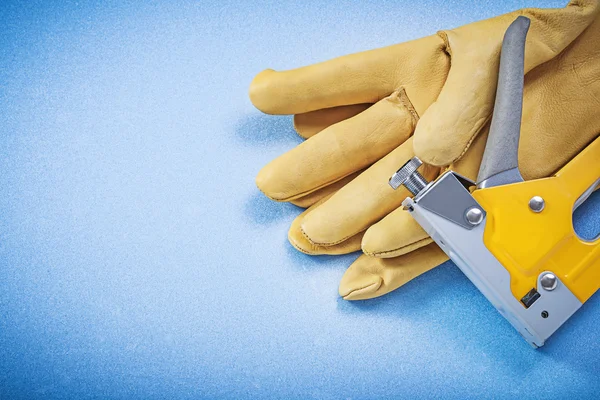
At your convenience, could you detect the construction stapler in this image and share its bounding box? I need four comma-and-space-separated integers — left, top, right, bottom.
389, 16, 600, 347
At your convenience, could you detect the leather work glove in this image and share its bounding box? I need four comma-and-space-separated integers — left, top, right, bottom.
249, 1, 600, 300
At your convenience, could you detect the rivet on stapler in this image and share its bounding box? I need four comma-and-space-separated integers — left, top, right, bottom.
390, 16, 600, 348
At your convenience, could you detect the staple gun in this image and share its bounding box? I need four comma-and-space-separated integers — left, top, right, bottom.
390, 16, 600, 347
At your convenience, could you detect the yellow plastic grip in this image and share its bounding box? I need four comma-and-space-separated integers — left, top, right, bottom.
473, 136, 600, 304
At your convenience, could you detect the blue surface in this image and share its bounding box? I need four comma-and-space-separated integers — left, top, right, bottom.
1, 1, 599, 399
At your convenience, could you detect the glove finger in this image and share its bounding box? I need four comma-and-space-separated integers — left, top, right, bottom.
362, 126, 489, 258
293, 104, 371, 139
362, 207, 432, 258
288, 199, 363, 255
300, 138, 439, 246
249, 34, 449, 115
290, 169, 364, 208
413, 0, 599, 167
339, 243, 448, 301
256, 91, 418, 202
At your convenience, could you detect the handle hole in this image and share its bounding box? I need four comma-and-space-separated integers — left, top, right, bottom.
573, 184, 600, 242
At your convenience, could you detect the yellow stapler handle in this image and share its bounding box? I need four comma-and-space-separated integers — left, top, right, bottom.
473, 136, 600, 303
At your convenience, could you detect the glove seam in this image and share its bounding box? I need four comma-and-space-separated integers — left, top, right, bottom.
395, 87, 420, 124
363, 237, 433, 258
288, 234, 319, 255
300, 225, 367, 247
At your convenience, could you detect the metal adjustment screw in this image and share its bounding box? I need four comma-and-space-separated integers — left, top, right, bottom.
389, 157, 429, 195
540, 273, 558, 291
529, 196, 545, 213
465, 207, 484, 226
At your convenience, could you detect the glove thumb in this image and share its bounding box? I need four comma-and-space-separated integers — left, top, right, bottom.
413, 0, 600, 167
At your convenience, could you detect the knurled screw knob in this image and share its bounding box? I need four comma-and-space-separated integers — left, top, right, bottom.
389, 157, 430, 195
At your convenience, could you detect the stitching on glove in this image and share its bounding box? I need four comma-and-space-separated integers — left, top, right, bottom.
300, 225, 367, 247
363, 237, 434, 258
394, 87, 420, 124
289, 233, 359, 255
288, 235, 318, 255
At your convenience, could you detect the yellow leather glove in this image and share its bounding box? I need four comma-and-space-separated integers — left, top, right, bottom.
250, 1, 600, 300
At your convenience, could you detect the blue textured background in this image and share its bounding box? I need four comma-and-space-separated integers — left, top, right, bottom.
1, 1, 599, 398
